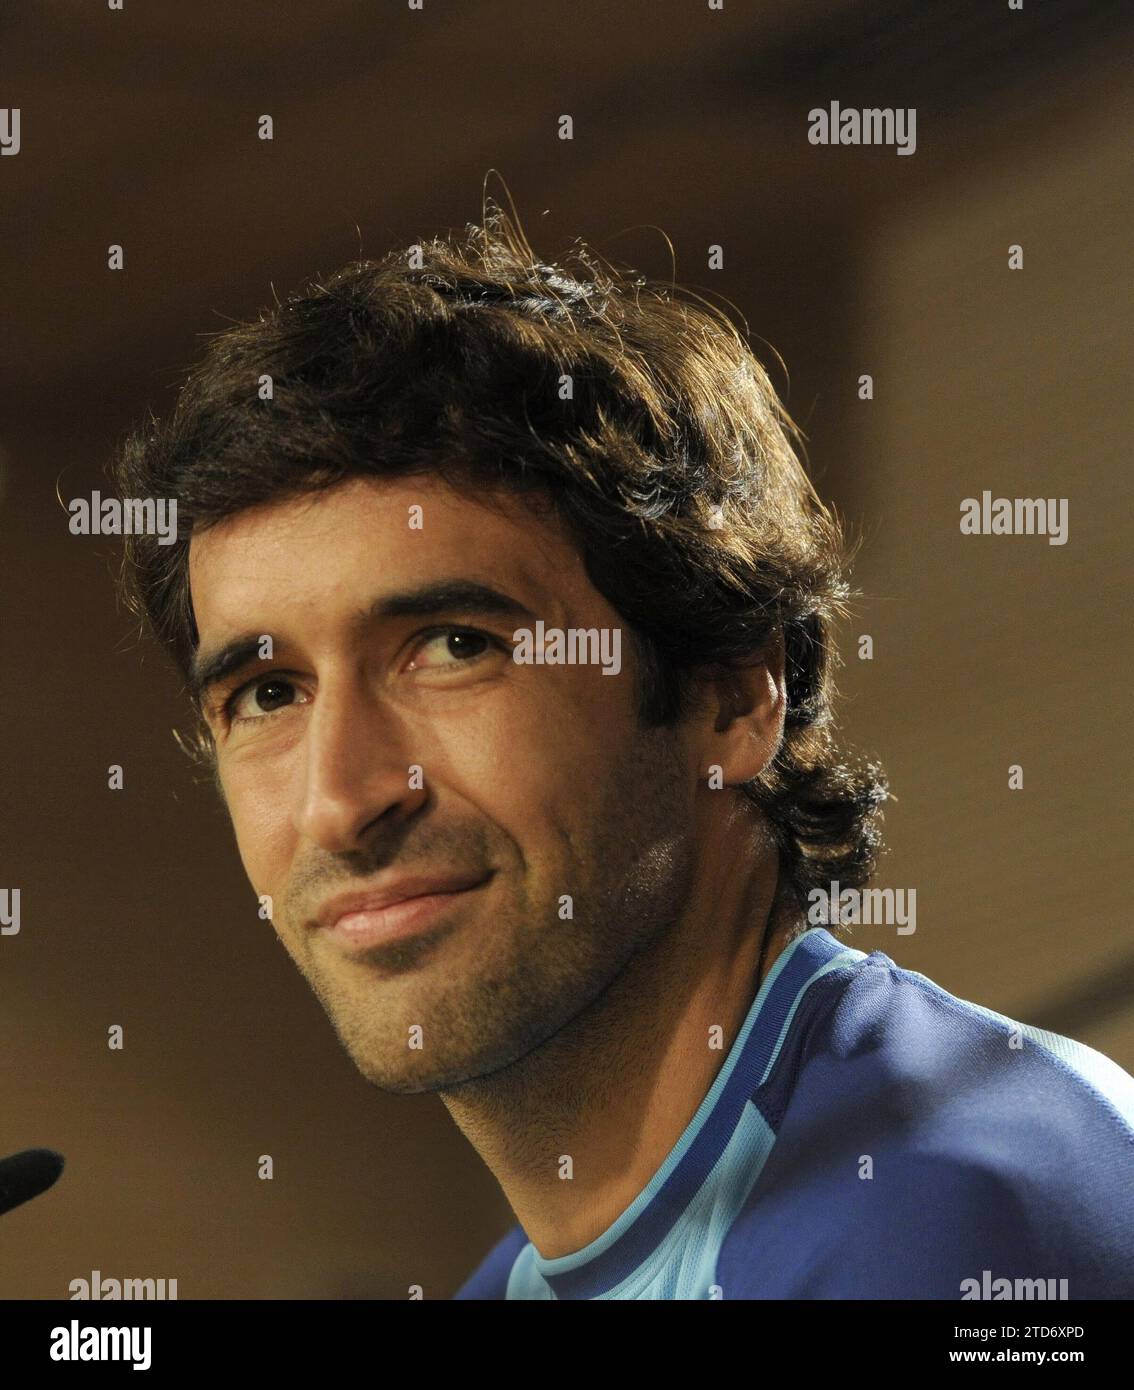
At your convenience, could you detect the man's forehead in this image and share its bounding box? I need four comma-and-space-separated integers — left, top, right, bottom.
190, 473, 556, 554
187, 474, 577, 623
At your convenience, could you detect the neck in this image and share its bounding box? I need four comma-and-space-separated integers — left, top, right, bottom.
438, 823, 799, 1260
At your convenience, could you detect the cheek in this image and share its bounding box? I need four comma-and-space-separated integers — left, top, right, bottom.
468, 676, 641, 831
460, 672, 632, 788
221, 767, 296, 896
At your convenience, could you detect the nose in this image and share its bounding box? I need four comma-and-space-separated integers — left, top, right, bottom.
295, 672, 426, 854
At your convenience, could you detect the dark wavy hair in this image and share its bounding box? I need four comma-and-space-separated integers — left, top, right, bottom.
111, 201, 888, 915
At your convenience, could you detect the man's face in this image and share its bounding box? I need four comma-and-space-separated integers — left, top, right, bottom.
188, 475, 704, 1093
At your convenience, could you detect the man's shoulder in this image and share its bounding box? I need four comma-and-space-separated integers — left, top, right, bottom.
811, 943, 1134, 1148
719, 941, 1134, 1298
452, 1223, 528, 1300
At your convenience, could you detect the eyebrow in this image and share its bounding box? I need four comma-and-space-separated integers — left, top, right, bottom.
188, 578, 540, 706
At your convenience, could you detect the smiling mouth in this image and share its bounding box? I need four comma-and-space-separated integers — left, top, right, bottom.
317, 873, 494, 957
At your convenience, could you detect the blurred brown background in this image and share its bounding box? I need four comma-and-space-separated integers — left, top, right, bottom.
1, 0, 1131, 1298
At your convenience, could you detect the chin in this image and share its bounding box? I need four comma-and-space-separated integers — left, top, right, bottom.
352, 1057, 463, 1095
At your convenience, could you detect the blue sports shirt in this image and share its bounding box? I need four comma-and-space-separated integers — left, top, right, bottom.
453, 926, 1134, 1299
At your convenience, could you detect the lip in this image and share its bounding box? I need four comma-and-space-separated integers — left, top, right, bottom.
313, 871, 493, 952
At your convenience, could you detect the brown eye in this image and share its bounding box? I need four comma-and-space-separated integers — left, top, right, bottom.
230, 676, 306, 722
253, 679, 295, 711
410, 628, 496, 669
442, 632, 490, 660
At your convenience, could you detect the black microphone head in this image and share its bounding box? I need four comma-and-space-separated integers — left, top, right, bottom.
0, 1148, 65, 1216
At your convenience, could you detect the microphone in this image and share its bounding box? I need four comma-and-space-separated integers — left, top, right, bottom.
0, 1148, 65, 1216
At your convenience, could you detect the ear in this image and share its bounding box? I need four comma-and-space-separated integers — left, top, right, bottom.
699, 629, 786, 787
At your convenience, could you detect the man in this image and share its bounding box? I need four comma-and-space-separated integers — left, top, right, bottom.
113, 207, 1134, 1300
